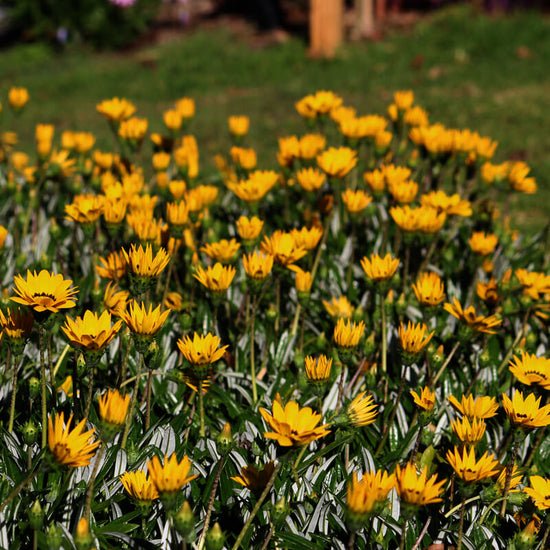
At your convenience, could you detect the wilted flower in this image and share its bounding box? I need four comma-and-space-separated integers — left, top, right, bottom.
231, 461, 276, 495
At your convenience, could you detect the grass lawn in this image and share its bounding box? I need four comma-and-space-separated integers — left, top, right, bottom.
1, 4, 549, 232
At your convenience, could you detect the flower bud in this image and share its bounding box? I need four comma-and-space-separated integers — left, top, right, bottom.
173, 501, 194, 538
22, 420, 39, 445
28, 500, 44, 530
74, 518, 93, 550
216, 423, 234, 456
28, 377, 40, 399
271, 496, 289, 526
46, 523, 63, 550
205, 522, 225, 550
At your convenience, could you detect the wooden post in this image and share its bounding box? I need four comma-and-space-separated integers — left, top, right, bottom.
309, 0, 344, 58
354, 0, 376, 39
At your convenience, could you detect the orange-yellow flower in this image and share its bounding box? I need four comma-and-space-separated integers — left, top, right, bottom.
317, 147, 358, 179
469, 232, 498, 256
502, 391, 550, 430
261, 231, 307, 268
193, 263, 236, 293
360, 253, 399, 283
61, 310, 122, 353
395, 463, 446, 506
410, 387, 435, 412
413, 272, 445, 307
96, 97, 136, 122
509, 353, 550, 390
444, 298, 501, 334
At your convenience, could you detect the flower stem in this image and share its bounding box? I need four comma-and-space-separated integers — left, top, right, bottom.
231, 462, 281, 550
411, 425, 424, 463
456, 496, 466, 550
0, 468, 39, 513
118, 331, 131, 390
39, 325, 47, 449
380, 292, 388, 403
198, 382, 206, 437
145, 368, 153, 431
84, 364, 94, 420
431, 340, 460, 387
84, 442, 105, 523
347, 530, 356, 550
7, 350, 17, 434
121, 354, 143, 450
399, 519, 407, 550
499, 437, 519, 517
250, 298, 258, 403
411, 517, 431, 550
197, 457, 225, 550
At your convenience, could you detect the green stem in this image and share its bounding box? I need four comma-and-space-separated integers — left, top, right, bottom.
231, 462, 281, 550
197, 457, 226, 550
411, 425, 424, 463
444, 495, 480, 518
121, 354, 143, 450
477, 497, 506, 526
497, 309, 531, 376
47, 332, 55, 408
8, 350, 17, 434
250, 304, 258, 404
118, 331, 132, 390
457, 497, 466, 550
499, 437, 519, 517
274, 276, 281, 334
431, 341, 460, 387
398, 519, 407, 550
347, 530, 356, 550
84, 364, 94, 420
0, 468, 39, 513
380, 293, 388, 402
84, 442, 105, 522
39, 325, 47, 449
199, 381, 206, 437
145, 368, 153, 431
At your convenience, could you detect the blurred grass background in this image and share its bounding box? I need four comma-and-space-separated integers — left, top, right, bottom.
1, 4, 549, 232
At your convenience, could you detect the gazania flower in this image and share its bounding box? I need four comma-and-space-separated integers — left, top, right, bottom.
477, 278, 499, 307
261, 231, 307, 268
65, 194, 105, 225
11, 270, 78, 318
175, 97, 195, 119
229, 170, 279, 204
119, 117, 148, 145
8, 87, 29, 110
290, 226, 323, 252
120, 470, 159, 503
469, 232, 498, 256
62, 310, 123, 360
228, 115, 250, 137
121, 302, 170, 352
96, 97, 136, 122
296, 91, 342, 118
446, 446, 500, 483
165, 292, 183, 312
346, 392, 377, 427
260, 400, 330, 447
334, 318, 365, 349
123, 243, 170, 279
201, 239, 241, 263
103, 198, 127, 226
509, 353, 550, 390
398, 321, 434, 359
360, 253, 399, 283
230, 146, 257, 170
443, 298, 502, 335
98, 389, 130, 439
347, 470, 394, 522
236, 216, 263, 242
298, 134, 326, 160
331, 105, 356, 124
420, 190, 472, 217
193, 263, 236, 294
495, 464, 523, 495
322, 296, 354, 319
448, 394, 499, 420
515, 269, 550, 301
296, 167, 326, 193
96, 251, 127, 280
523, 476, 550, 510
277, 135, 300, 167
0, 307, 34, 355
395, 463, 446, 506
294, 268, 313, 294
231, 461, 276, 495
243, 251, 274, 282
508, 161, 537, 194
304, 354, 332, 384
48, 413, 100, 468
410, 387, 435, 412
502, 391, 550, 430
403, 105, 429, 127
341, 189, 372, 214
364, 169, 385, 194
451, 416, 486, 446
147, 454, 198, 508
388, 179, 418, 205
317, 147, 358, 180
166, 201, 189, 232
177, 332, 228, 376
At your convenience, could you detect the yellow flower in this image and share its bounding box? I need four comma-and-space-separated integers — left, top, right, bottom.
347, 392, 377, 427
242, 251, 274, 281
8, 87, 29, 110
231, 461, 276, 495
290, 226, 323, 251
451, 416, 486, 446
398, 321, 434, 355
103, 282, 129, 317
403, 106, 429, 126
236, 216, 264, 241
413, 272, 445, 307
410, 387, 435, 412
341, 189, 372, 214
174, 143, 199, 180
73, 132, 95, 154
260, 400, 330, 447
118, 117, 148, 143
420, 190, 472, 217
11, 151, 30, 171
334, 318, 365, 349
120, 470, 159, 502
165, 291, 183, 312
169, 180, 187, 200
103, 198, 127, 225
443, 298, 502, 334
304, 354, 332, 384
261, 231, 307, 268
46, 148, 76, 177
163, 109, 182, 131
330, 105, 357, 125
295, 91, 343, 118
147, 453, 198, 496
502, 391, 550, 430
446, 446, 500, 483
65, 194, 105, 225
298, 134, 326, 160
166, 201, 189, 229
230, 146, 257, 170
394, 90, 414, 111
294, 268, 313, 293
296, 167, 326, 193
193, 263, 236, 293
201, 239, 241, 263
96, 251, 127, 280
317, 147, 358, 179
123, 244, 170, 279
177, 332, 228, 367
48, 412, 100, 468
509, 353, 550, 390
360, 253, 399, 283
11, 270, 78, 316
0, 225, 7, 249
98, 389, 130, 432
469, 232, 498, 256
523, 476, 550, 510
61, 310, 122, 354
228, 115, 250, 137
96, 97, 136, 122
348, 470, 395, 518
496, 464, 522, 495
515, 269, 550, 301
508, 161, 537, 194
152, 151, 171, 172
121, 301, 170, 338
322, 296, 354, 319
277, 135, 300, 167
388, 179, 418, 204
481, 161, 509, 185
364, 169, 386, 194
395, 463, 446, 506
175, 97, 195, 119
476, 278, 499, 307
229, 170, 279, 204
447, 394, 499, 420
0, 307, 34, 348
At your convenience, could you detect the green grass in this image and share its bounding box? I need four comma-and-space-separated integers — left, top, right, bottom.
1, 4, 549, 232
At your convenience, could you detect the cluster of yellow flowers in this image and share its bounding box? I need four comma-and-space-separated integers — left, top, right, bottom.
0, 85, 548, 549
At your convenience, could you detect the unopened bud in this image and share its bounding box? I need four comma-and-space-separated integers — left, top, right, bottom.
216, 423, 233, 456
205, 522, 225, 550
46, 523, 63, 550
28, 500, 44, 530
74, 518, 93, 550
28, 377, 40, 399
22, 421, 39, 445
173, 501, 194, 537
